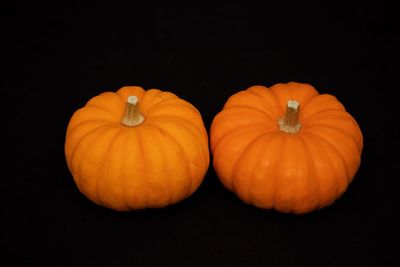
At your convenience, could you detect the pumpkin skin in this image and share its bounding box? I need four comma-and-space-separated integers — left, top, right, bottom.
65, 86, 209, 211
210, 82, 363, 214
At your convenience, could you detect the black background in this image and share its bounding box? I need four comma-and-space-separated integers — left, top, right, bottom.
3, 2, 398, 266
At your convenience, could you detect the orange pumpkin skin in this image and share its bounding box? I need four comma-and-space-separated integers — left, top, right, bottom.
210, 82, 363, 214
65, 86, 209, 211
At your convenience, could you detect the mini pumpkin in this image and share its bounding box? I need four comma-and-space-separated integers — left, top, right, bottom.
65, 86, 209, 211
210, 82, 363, 214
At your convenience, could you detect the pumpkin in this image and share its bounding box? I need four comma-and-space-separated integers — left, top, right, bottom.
65, 86, 209, 211
210, 82, 363, 214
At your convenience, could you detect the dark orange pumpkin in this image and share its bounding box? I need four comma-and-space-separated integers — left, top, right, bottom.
210, 82, 363, 214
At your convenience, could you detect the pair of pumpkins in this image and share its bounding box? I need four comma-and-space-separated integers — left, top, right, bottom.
65, 82, 363, 214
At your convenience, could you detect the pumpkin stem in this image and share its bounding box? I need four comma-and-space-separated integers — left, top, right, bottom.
278, 100, 301, 133
121, 96, 145, 127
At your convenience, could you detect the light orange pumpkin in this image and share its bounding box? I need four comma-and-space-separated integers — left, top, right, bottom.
65, 86, 209, 211
210, 82, 363, 214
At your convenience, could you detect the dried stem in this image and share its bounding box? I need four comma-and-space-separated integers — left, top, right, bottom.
121, 96, 145, 127
278, 100, 301, 133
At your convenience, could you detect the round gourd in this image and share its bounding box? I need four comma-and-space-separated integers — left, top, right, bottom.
65, 86, 209, 211
210, 82, 363, 214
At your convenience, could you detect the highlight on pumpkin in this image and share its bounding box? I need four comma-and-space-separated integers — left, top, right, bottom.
121, 95, 145, 127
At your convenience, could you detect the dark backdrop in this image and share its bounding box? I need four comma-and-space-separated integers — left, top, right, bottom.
3, 3, 397, 266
